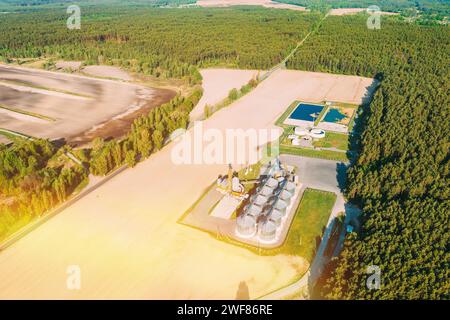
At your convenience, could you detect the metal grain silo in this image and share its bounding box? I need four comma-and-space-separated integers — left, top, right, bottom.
259, 220, 277, 242
236, 214, 257, 238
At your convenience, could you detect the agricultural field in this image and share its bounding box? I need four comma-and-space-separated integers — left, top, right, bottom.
0, 67, 373, 299
189, 68, 260, 121
197, 0, 307, 11
0, 0, 447, 302
0, 65, 175, 146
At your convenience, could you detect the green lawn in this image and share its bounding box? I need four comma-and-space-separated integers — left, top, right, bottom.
312, 132, 349, 151
280, 145, 349, 162
275, 100, 299, 127
314, 105, 329, 126
282, 189, 336, 261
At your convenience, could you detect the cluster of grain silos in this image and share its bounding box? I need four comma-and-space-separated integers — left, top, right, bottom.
235, 170, 298, 243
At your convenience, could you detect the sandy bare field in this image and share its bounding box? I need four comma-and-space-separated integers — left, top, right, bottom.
82, 65, 132, 81
0, 65, 174, 145
190, 68, 260, 121
329, 8, 399, 16
197, 0, 306, 11
55, 61, 82, 71
0, 69, 374, 299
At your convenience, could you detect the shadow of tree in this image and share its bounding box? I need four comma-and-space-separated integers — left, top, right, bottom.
235, 281, 250, 300
346, 78, 381, 164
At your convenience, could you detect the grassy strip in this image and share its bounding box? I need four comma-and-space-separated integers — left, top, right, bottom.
280, 145, 349, 162
275, 100, 299, 127
0, 79, 94, 99
0, 129, 17, 142
0, 128, 33, 141
312, 131, 349, 151
204, 78, 259, 119
0, 104, 55, 122
314, 105, 329, 126
290, 189, 336, 261
347, 108, 360, 132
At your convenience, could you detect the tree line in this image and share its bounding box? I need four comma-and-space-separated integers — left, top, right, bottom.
0, 139, 87, 240
85, 88, 203, 176
287, 14, 449, 299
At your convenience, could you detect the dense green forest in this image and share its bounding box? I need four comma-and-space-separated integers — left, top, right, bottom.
0, 6, 318, 78
0, 138, 87, 240
287, 15, 449, 299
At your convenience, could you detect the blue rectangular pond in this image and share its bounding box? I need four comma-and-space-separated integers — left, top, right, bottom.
323, 108, 348, 123
288, 103, 324, 122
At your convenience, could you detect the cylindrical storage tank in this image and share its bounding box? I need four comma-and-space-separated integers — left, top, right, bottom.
310, 128, 326, 139
279, 190, 292, 204
259, 220, 277, 242
246, 205, 262, 218
284, 182, 296, 193
269, 210, 283, 226
236, 214, 257, 238
253, 194, 268, 207
274, 200, 288, 215
295, 127, 308, 136
272, 208, 286, 218
265, 178, 279, 189
260, 186, 274, 197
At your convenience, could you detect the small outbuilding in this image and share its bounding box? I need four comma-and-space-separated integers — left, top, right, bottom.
294, 127, 308, 136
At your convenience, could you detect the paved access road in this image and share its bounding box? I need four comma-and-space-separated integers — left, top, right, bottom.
261, 155, 349, 300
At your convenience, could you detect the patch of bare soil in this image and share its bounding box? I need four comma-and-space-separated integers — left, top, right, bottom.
68, 87, 176, 147
329, 8, 399, 16
197, 0, 306, 11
